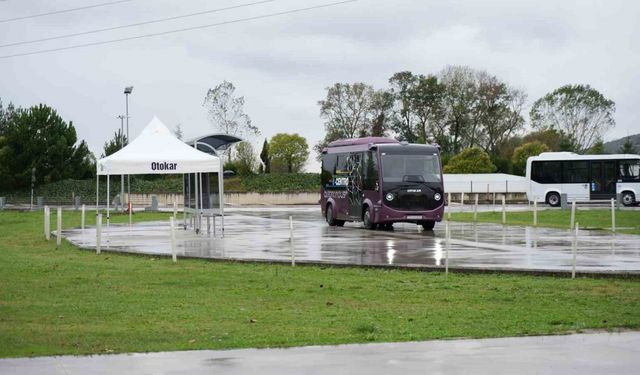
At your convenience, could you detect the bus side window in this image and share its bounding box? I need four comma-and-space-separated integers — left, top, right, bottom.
619, 160, 640, 182
321, 154, 337, 187
363, 151, 378, 190
532, 161, 561, 183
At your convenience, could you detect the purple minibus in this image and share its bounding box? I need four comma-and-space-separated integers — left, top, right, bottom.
320, 137, 445, 230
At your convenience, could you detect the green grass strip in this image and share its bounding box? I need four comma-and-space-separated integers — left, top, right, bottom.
0, 210, 639, 357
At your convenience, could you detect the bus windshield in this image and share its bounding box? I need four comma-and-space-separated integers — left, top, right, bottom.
381, 153, 441, 183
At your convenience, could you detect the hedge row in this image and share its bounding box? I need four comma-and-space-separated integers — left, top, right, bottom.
0, 173, 320, 203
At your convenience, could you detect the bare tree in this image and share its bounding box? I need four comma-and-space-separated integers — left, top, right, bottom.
315, 82, 374, 154
203, 81, 260, 140
530, 84, 615, 153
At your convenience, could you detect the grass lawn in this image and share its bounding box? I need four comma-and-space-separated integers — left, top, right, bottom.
1, 210, 640, 358
449, 208, 640, 235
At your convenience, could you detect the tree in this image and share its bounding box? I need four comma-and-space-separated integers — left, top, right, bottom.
234, 141, 257, 176
530, 84, 615, 153
438, 66, 478, 154
411, 74, 445, 144
369, 89, 394, 137
203, 81, 260, 162
619, 136, 638, 154
473, 73, 526, 156
259, 138, 270, 173
102, 129, 128, 157
587, 139, 606, 154
443, 147, 496, 174
270, 133, 309, 173
316, 82, 374, 154
511, 141, 550, 176
389, 71, 419, 142
173, 124, 183, 140
0, 104, 94, 190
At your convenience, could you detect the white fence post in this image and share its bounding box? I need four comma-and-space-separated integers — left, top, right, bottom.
533, 200, 537, 227
445, 220, 450, 278
44, 206, 50, 241
473, 194, 478, 222
81, 204, 86, 231
572, 222, 579, 279
447, 192, 452, 220
289, 215, 295, 267
56, 207, 62, 248
173, 198, 177, 220
501, 196, 506, 225
96, 214, 102, 254
611, 198, 616, 233
570, 201, 576, 230
170, 217, 177, 262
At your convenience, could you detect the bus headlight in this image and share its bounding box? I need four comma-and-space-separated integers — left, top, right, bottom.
434, 193, 441, 201
385, 193, 394, 201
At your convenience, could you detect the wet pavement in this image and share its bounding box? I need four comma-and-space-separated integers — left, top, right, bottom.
61, 206, 640, 275
1, 331, 639, 374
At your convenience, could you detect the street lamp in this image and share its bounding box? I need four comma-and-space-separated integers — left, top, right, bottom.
124, 86, 133, 214
116, 115, 125, 211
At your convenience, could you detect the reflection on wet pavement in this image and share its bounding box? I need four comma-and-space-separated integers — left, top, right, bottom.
62, 206, 640, 274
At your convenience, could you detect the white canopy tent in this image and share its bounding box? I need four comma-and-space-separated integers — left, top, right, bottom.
96, 117, 224, 232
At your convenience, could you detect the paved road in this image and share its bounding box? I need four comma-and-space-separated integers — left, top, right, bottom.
1, 332, 638, 375
62, 206, 640, 275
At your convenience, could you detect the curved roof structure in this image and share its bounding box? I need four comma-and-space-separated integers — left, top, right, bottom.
186, 134, 243, 155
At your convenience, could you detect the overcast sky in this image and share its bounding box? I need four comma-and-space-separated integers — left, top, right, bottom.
1, 0, 638, 171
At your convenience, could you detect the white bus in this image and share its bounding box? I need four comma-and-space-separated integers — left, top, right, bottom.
526, 152, 640, 207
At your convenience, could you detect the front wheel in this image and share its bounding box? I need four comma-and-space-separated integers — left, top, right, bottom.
421, 220, 435, 231
546, 192, 561, 207
621, 191, 636, 207
326, 205, 337, 226
363, 207, 377, 230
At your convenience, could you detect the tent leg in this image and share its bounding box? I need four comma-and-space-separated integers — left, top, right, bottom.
199, 172, 204, 234
219, 156, 225, 238
96, 175, 99, 216
106, 174, 110, 233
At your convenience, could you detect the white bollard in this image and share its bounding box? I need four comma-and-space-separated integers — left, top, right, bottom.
447, 192, 452, 220
501, 196, 506, 225
44, 206, 50, 241
289, 215, 295, 267
170, 217, 177, 263
570, 201, 576, 230
173, 199, 177, 220
533, 200, 538, 227
445, 220, 450, 277
56, 207, 62, 248
460, 192, 464, 207
96, 214, 102, 254
572, 222, 579, 279
473, 194, 478, 222
128, 202, 132, 227
611, 198, 616, 233
81, 204, 86, 231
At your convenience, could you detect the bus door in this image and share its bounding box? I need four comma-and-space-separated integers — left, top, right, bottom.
347, 153, 363, 219
590, 160, 617, 200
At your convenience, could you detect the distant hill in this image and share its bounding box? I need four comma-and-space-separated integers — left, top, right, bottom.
603, 133, 640, 154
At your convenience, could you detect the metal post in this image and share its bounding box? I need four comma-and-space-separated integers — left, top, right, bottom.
106, 175, 110, 231
501, 196, 506, 225
289, 215, 295, 267
56, 207, 62, 248
118, 115, 125, 212
96, 213, 102, 254
170, 217, 177, 262
611, 198, 616, 233
125, 91, 131, 216
173, 198, 177, 220
44, 206, 50, 241
30, 167, 35, 211
96, 175, 99, 215
473, 194, 478, 222
219, 155, 225, 237
81, 204, 86, 231
445, 220, 450, 277
460, 192, 464, 207
533, 200, 537, 227
572, 222, 578, 279
447, 192, 451, 220
570, 201, 576, 230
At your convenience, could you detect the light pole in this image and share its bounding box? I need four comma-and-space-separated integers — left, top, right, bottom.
117, 115, 125, 211
124, 86, 133, 212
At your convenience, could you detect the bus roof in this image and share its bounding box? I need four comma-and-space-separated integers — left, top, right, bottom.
327, 137, 399, 148
529, 152, 640, 162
